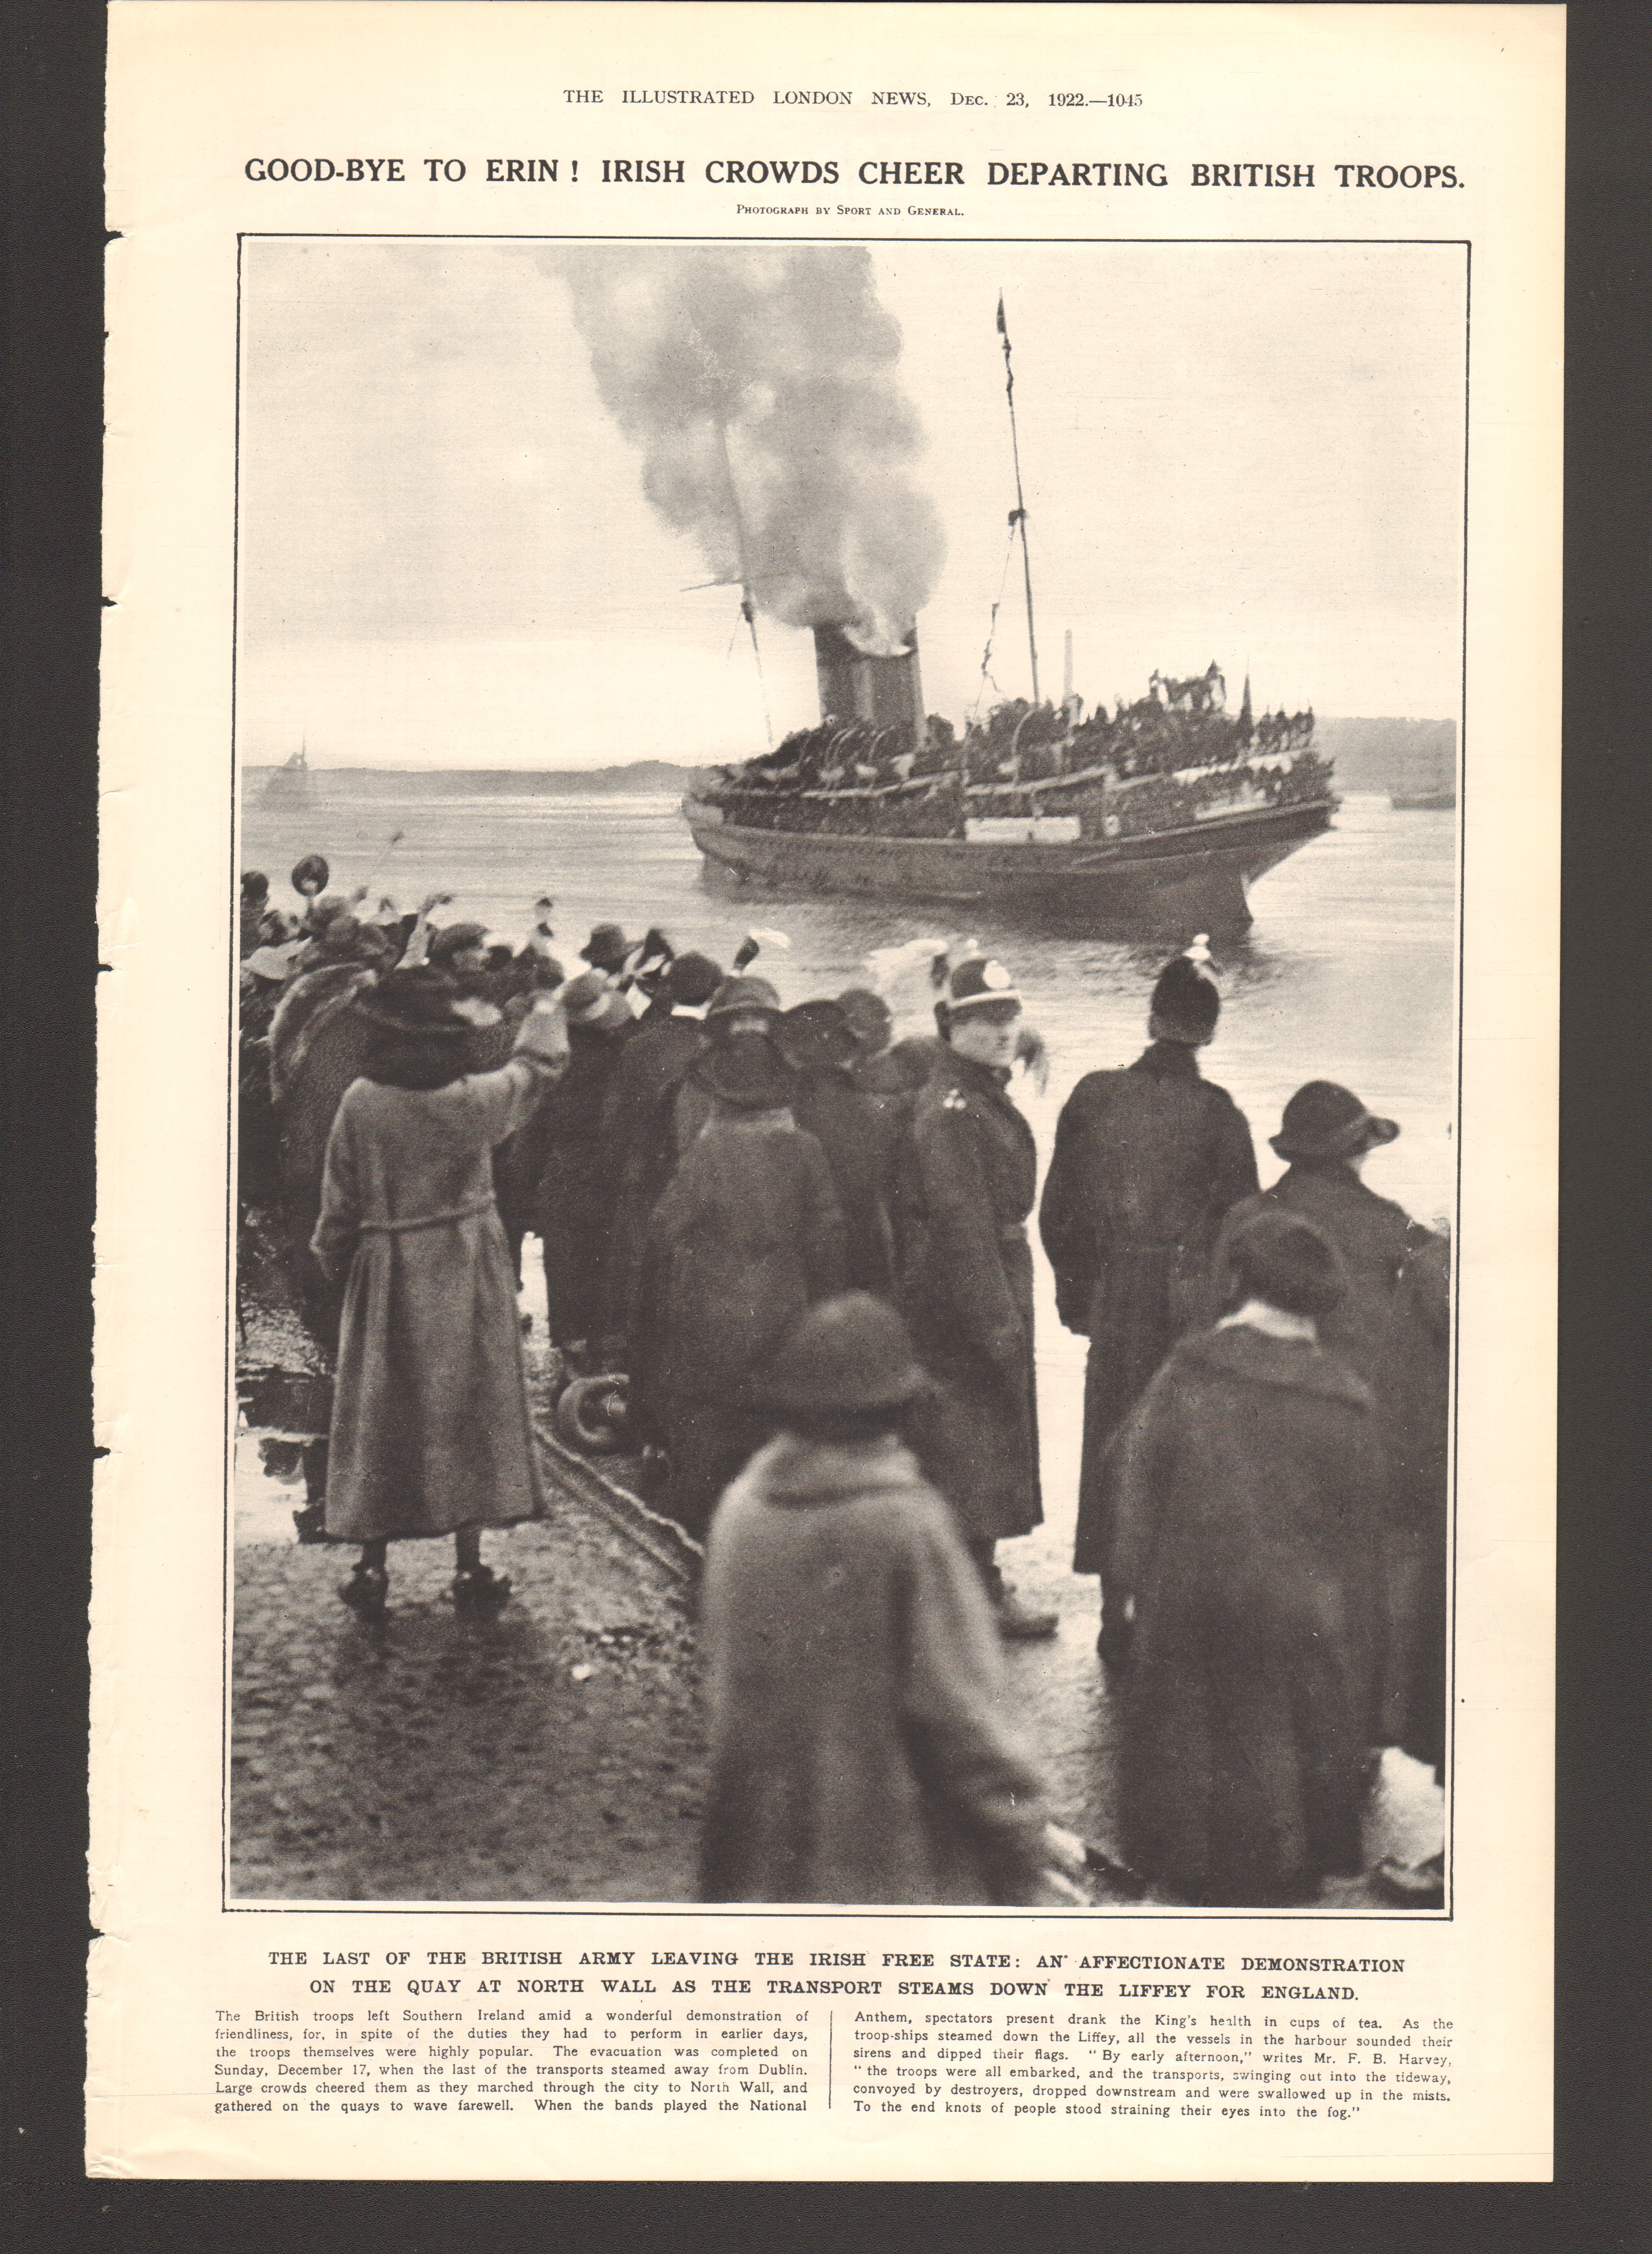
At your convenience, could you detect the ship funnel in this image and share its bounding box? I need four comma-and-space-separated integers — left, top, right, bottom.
813, 622, 925, 750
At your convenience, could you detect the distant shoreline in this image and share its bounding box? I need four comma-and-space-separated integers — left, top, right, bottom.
243, 759, 713, 797
243, 718, 1456, 800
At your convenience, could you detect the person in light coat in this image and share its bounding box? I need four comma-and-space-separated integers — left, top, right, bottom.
699, 1293, 1053, 1905
312, 968, 570, 1617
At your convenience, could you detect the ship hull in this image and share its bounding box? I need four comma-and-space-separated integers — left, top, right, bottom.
682, 795, 1336, 933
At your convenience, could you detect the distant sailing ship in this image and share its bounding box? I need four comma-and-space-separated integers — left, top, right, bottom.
259, 742, 318, 809
681, 300, 1337, 933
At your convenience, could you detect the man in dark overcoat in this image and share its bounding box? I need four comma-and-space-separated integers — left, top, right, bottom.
1106, 1209, 1387, 1907
529, 970, 636, 1362
1213, 1080, 1450, 1763
1039, 946, 1258, 1663
898, 957, 1056, 1639
596, 951, 724, 1352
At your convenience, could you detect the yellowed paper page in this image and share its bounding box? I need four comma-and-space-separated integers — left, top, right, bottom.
94, 1, 1560, 2180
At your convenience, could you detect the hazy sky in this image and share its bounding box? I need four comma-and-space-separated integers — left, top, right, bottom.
238, 236, 1466, 768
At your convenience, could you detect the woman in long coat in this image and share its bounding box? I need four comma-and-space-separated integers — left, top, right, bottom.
632, 1027, 847, 1544
1039, 948, 1258, 1660
897, 957, 1054, 1638
1105, 1210, 1387, 1907
700, 1294, 1052, 1905
312, 969, 570, 1615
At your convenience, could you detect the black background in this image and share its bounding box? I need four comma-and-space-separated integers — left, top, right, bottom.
2, 0, 1645, 2242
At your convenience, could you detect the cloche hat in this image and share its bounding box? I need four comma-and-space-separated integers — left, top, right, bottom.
427, 920, 490, 966
706, 974, 782, 1025
561, 969, 634, 1033
1270, 1080, 1400, 1163
759, 1292, 928, 1415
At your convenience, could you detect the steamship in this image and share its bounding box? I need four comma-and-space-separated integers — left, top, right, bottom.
683, 624, 1338, 934
681, 300, 1336, 935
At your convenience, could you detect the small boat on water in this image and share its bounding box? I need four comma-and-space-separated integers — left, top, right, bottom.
681, 301, 1337, 935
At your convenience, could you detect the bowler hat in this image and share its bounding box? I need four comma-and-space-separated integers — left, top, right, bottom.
579, 922, 633, 971
1150, 949, 1220, 1042
561, 969, 634, 1033
1270, 1080, 1400, 1163
352, 966, 473, 1039
760, 1292, 927, 1415
943, 956, 1021, 1013
1227, 1207, 1347, 1318
692, 1032, 793, 1110
666, 951, 723, 1007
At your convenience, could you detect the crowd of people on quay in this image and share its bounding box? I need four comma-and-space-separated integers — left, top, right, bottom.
239, 853, 1450, 1915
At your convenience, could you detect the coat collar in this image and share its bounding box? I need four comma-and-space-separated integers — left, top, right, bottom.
938, 1048, 1017, 1106
1132, 1039, 1203, 1080
1176, 1321, 1373, 1408
745, 1430, 921, 1506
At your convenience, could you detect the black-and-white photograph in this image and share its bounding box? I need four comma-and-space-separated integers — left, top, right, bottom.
231, 234, 1462, 1914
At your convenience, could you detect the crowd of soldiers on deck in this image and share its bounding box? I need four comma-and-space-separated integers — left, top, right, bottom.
239, 855, 1449, 1914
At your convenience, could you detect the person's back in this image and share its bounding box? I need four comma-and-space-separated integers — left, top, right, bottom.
599, 952, 723, 1346
1106, 1212, 1386, 1906
648, 1112, 843, 1398
633, 1029, 846, 1539
1039, 948, 1257, 1659
1211, 1082, 1438, 1388
699, 1298, 1049, 1905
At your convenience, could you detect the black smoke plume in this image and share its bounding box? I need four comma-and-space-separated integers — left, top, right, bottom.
545, 245, 944, 652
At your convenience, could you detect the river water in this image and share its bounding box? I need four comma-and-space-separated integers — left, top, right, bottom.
244, 777, 1455, 1533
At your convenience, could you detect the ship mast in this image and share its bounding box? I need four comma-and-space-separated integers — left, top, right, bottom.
714, 419, 773, 749
997, 293, 1041, 706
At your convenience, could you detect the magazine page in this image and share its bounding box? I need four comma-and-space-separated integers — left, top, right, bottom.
91, 0, 1561, 2180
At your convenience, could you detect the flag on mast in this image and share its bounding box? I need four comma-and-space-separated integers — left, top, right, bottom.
996, 292, 1007, 337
